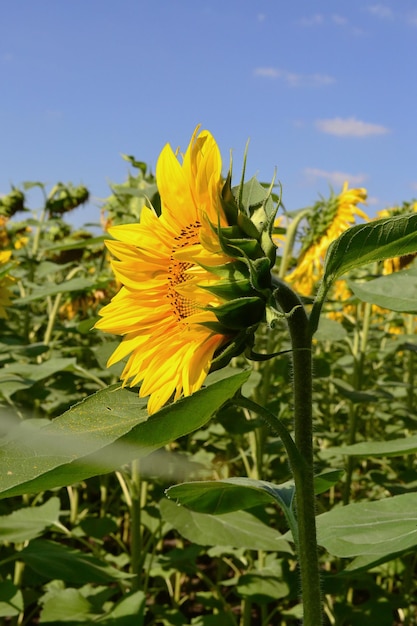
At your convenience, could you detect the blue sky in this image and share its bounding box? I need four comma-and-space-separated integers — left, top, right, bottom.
1, 0, 416, 227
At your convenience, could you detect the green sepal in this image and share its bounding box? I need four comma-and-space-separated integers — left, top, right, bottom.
244, 346, 292, 362
237, 211, 262, 240
210, 327, 257, 371
220, 174, 239, 225
199, 278, 254, 300
210, 296, 265, 330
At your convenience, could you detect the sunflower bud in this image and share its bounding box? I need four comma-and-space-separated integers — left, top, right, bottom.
0, 188, 25, 217
46, 184, 90, 217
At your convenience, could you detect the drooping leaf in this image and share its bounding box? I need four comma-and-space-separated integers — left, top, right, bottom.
0, 368, 249, 498
159, 499, 292, 553
166, 476, 295, 515
166, 470, 342, 515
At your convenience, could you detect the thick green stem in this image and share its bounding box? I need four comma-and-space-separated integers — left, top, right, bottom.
274, 279, 322, 626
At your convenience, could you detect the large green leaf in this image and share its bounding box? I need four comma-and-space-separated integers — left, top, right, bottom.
165, 471, 342, 542
311, 213, 417, 332
159, 498, 292, 553
323, 213, 417, 287
166, 471, 343, 514
166, 476, 294, 514
348, 267, 417, 312
314, 493, 417, 572
0, 368, 249, 498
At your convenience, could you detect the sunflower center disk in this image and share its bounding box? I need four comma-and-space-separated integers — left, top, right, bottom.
167, 221, 201, 321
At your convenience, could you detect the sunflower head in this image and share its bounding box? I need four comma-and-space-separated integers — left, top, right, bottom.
0, 250, 15, 319
95, 127, 279, 413
0, 188, 25, 218
286, 182, 368, 296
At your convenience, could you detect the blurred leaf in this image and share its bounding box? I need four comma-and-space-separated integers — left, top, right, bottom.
0, 580, 24, 617
16, 278, 95, 304
45, 235, 107, 252
39, 587, 96, 623
160, 499, 292, 553
0, 497, 61, 543
39, 588, 146, 625
331, 378, 381, 403
0, 358, 77, 399
0, 368, 250, 498
321, 433, 417, 458
348, 267, 417, 312
314, 317, 348, 342
20, 539, 133, 583
99, 590, 146, 625
237, 569, 290, 602
314, 493, 417, 572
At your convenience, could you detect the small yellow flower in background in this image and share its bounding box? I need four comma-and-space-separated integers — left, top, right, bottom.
96, 127, 273, 414
286, 182, 368, 296
272, 215, 285, 248
0, 250, 15, 319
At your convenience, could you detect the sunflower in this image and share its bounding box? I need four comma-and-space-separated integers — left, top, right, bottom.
96, 128, 270, 414
0, 250, 14, 319
286, 182, 368, 296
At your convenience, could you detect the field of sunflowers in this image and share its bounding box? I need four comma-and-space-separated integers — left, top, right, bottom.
1, 129, 417, 625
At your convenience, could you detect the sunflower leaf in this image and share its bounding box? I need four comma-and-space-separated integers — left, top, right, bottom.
0, 368, 250, 498
310, 213, 417, 333
323, 213, 417, 289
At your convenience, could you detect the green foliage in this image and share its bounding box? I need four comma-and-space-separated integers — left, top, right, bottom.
348, 267, 417, 312
0, 369, 249, 498
1, 169, 417, 624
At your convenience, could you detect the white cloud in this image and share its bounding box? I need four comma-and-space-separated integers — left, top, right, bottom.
304, 168, 368, 188
366, 4, 393, 19
299, 14, 324, 27
315, 117, 389, 137
406, 10, 417, 26
331, 14, 348, 26
253, 67, 335, 87
1, 52, 13, 63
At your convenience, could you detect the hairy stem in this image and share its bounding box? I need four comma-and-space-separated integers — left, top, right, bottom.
273, 278, 322, 626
